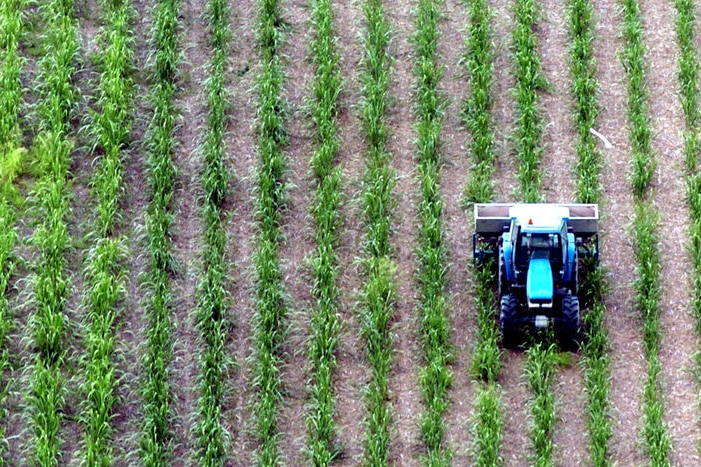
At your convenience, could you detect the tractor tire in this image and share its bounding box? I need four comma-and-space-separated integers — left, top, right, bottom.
498, 246, 508, 298
557, 294, 581, 350
500, 294, 521, 349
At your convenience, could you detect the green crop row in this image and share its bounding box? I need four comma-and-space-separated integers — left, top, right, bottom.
673, 0, 701, 443
359, 0, 396, 463
621, 0, 654, 197
0, 0, 24, 460
304, 0, 343, 463
0, 0, 24, 156
512, 0, 547, 203
568, 0, 601, 204
525, 342, 557, 466
464, 0, 503, 462
251, 0, 288, 463
566, 0, 612, 462
81, 0, 134, 464
413, 0, 452, 464
140, 0, 181, 463
463, 0, 495, 204
632, 205, 670, 465
470, 261, 502, 466
195, 0, 231, 464
29, 0, 79, 463
621, 0, 670, 461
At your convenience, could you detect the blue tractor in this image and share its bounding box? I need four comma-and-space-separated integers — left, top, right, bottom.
473, 203, 599, 348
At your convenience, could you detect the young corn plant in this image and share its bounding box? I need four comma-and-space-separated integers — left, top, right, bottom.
525, 341, 557, 467
304, 0, 343, 463
567, 0, 611, 462
194, 0, 231, 464
463, 0, 496, 203
621, 0, 654, 198
140, 0, 181, 463
413, 0, 453, 464
673, 0, 701, 441
359, 0, 397, 463
464, 0, 503, 462
632, 204, 670, 466
0, 0, 24, 457
470, 263, 502, 465
251, 0, 288, 463
621, 0, 670, 461
81, 0, 134, 464
512, 0, 547, 203
28, 0, 79, 463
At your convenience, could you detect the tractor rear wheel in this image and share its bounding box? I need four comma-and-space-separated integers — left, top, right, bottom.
557, 294, 580, 350
500, 293, 520, 349
498, 245, 508, 298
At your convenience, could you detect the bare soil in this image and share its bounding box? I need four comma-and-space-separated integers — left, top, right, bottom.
593, 0, 646, 461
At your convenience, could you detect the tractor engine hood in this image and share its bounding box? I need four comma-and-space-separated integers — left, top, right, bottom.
527, 255, 554, 305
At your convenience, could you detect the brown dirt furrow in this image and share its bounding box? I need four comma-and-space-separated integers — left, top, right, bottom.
275, 0, 316, 463
330, 0, 373, 465
592, 0, 645, 461
109, 0, 150, 462
168, 0, 210, 462
438, 0, 477, 463
225, 0, 259, 463
60, 0, 101, 461
642, 0, 700, 461
489, 0, 519, 202
499, 352, 531, 464
384, 1, 424, 465
539, 0, 577, 203
537, 0, 587, 464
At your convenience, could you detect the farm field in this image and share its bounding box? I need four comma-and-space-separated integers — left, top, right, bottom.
0, 0, 700, 464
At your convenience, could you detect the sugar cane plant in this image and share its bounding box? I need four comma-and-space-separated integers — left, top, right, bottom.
140, 0, 181, 463
194, 0, 231, 464
512, 0, 547, 203
413, 0, 452, 465
359, 0, 396, 463
621, 0, 670, 462
29, 0, 79, 463
251, 0, 288, 463
0, 0, 24, 458
673, 0, 701, 440
304, 0, 343, 463
80, 0, 134, 464
567, 0, 611, 461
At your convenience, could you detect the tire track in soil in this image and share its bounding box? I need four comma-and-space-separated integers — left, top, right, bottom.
489, 0, 530, 463
537, 1, 587, 465
168, 0, 208, 461
108, 0, 150, 462
276, 0, 316, 463
643, 0, 700, 462
383, 2, 424, 464
593, 0, 645, 461
438, 0, 477, 463
328, 0, 371, 464
226, 0, 259, 464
